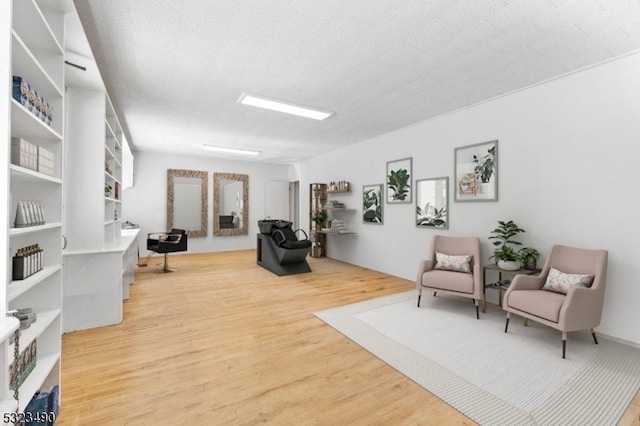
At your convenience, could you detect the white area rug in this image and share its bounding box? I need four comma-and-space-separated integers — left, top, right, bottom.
315, 291, 640, 425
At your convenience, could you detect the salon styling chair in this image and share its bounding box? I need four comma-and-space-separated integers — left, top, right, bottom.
141, 228, 188, 272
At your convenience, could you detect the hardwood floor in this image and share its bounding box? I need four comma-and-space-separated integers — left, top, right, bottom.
57, 251, 640, 425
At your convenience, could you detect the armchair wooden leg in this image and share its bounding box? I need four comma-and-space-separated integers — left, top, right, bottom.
433, 291, 437, 297
417, 290, 422, 307
591, 329, 598, 345
473, 299, 479, 319
504, 316, 510, 333
562, 331, 568, 359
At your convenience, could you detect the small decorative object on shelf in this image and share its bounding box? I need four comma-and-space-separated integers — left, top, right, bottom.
7, 308, 37, 330
11, 138, 56, 176
14, 201, 46, 228
323, 219, 350, 233
24, 385, 59, 425
325, 200, 345, 208
328, 181, 350, 192
11, 137, 38, 171
518, 246, 540, 270
8, 339, 37, 390
105, 183, 113, 196
12, 76, 54, 127
13, 75, 29, 107
12, 244, 43, 280
37, 146, 55, 176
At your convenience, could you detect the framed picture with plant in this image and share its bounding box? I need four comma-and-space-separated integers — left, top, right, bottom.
454, 140, 498, 202
362, 184, 383, 224
416, 177, 449, 229
386, 157, 412, 204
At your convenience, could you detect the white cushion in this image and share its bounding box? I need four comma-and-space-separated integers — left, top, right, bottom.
542, 267, 594, 294
434, 252, 472, 273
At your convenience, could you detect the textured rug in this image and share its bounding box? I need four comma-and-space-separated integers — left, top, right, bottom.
315, 291, 640, 425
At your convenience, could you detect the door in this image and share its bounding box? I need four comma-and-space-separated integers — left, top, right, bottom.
264, 181, 290, 222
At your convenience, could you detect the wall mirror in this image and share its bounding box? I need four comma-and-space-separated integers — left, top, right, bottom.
416, 177, 449, 229
167, 169, 208, 237
214, 172, 249, 236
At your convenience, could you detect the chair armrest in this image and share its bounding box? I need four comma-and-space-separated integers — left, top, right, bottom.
159, 234, 183, 244
504, 274, 545, 305
294, 229, 308, 241
416, 259, 435, 285
559, 287, 604, 331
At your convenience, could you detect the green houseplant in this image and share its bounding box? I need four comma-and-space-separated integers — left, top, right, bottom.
488, 220, 525, 270
311, 210, 327, 227
518, 247, 540, 270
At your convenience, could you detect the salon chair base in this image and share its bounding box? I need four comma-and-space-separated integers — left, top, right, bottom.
256, 234, 311, 276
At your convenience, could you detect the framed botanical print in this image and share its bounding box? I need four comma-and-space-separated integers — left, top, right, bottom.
416, 177, 449, 229
454, 140, 498, 202
386, 157, 412, 204
362, 184, 383, 224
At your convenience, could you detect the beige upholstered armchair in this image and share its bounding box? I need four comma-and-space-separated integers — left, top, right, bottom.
416, 235, 482, 319
503, 244, 608, 359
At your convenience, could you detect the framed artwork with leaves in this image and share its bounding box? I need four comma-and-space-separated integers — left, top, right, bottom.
362, 184, 383, 224
386, 157, 412, 204
416, 177, 449, 229
454, 140, 498, 202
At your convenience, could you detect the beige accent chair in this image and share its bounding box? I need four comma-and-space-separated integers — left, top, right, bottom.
416, 235, 482, 319
503, 244, 608, 359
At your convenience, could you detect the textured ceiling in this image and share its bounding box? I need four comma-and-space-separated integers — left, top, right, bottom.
72, 0, 640, 164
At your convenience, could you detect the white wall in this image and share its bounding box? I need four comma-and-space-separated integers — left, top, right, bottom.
296, 52, 640, 345
123, 151, 289, 254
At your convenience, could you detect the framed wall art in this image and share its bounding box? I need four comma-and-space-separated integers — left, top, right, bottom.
454, 140, 498, 202
386, 157, 412, 204
416, 177, 449, 229
362, 184, 383, 224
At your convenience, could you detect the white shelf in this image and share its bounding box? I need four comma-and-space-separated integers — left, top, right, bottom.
7, 265, 62, 302
105, 144, 115, 160
12, 0, 63, 56
9, 222, 62, 237
10, 164, 62, 184
0, 318, 20, 344
4, 0, 64, 412
10, 99, 62, 142
17, 354, 59, 412
9, 310, 60, 354
11, 30, 63, 99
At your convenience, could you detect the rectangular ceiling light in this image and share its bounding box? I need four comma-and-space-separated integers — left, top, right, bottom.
203, 144, 261, 156
237, 92, 334, 120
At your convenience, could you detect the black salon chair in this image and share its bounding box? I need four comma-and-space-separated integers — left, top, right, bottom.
256, 220, 311, 276
143, 228, 188, 272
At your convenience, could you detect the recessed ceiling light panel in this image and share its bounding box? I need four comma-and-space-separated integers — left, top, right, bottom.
203, 144, 261, 156
237, 92, 334, 120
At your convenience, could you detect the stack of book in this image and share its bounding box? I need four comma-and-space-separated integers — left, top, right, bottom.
325, 200, 345, 208
8, 308, 38, 330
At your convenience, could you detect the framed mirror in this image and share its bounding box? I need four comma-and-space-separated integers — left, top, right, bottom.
167, 169, 208, 237
214, 172, 249, 236
416, 177, 449, 229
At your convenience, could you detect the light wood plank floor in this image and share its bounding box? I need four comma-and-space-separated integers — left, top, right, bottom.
57, 251, 640, 425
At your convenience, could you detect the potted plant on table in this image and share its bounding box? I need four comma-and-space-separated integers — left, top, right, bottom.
488, 220, 525, 271
518, 247, 540, 270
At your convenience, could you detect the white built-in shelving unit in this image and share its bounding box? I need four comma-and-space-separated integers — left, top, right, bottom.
2, 0, 66, 413
62, 8, 138, 333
